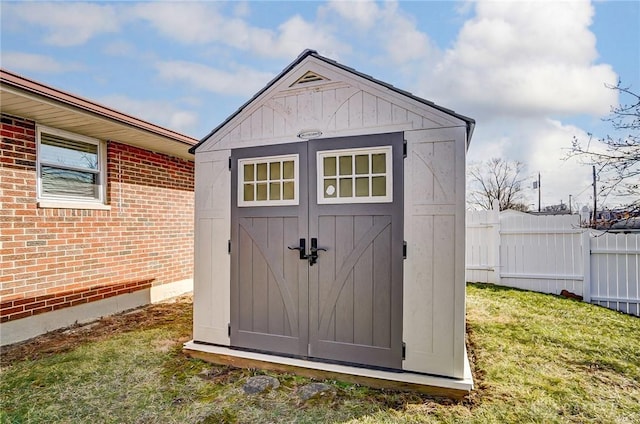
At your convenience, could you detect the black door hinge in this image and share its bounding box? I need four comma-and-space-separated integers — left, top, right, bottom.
403, 140, 407, 158
228, 157, 232, 170
228, 240, 231, 254
403, 241, 407, 259
402, 342, 406, 360
228, 323, 231, 337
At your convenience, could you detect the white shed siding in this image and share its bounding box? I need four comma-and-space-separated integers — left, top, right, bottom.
403, 128, 467, 378
193, 150, 231, 344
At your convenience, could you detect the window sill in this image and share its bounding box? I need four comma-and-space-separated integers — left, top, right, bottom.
37, 200, 111, 211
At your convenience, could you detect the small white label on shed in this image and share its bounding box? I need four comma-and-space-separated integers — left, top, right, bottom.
297, 130, 323, 139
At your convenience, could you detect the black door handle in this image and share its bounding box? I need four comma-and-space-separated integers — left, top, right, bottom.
288, 238, 308, 260
308, 238, 327, 266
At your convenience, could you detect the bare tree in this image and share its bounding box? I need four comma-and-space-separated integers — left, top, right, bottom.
569, 80, 639, 213
467, 158, 529, 211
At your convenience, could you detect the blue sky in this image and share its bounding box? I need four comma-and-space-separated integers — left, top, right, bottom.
1, 0, 638, 210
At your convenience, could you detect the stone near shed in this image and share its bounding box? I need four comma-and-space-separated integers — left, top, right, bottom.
297, 382, 333, 401
242, 375, 280, 394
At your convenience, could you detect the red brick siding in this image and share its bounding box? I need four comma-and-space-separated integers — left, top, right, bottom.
0, 113, 194, 322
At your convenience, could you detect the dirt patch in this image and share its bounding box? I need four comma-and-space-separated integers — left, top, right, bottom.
0, 294, 193, 367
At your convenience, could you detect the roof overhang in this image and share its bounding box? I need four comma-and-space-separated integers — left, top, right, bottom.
0, 69, 197, 161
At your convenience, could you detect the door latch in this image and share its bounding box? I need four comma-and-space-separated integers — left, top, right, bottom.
308, 237, 327, 266
288, 238, 308, 260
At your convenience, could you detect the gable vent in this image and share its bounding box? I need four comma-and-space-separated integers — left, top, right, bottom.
291, 71, 328, 86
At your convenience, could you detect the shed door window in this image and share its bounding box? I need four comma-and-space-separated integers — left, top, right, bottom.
238, 154, 299, 206
37, 126, 105, 202
317, 146, 392, 204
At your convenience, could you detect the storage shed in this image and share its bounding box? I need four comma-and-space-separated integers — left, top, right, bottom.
185, 50, 475, 397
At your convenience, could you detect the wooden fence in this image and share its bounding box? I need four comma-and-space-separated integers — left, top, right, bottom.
466, 204, 640, 316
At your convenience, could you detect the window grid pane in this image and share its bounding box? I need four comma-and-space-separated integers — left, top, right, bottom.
324, 157, 336, 177
283, 181, 295, 200
256, 183, 268, 201
239, 155, 298, 206
257, 163, 268, 181
338, 178, 350, 197
372, 154, 386, 173
244, 164, 254, 182
318, 147, 392, 204
339, 156, 352, 175
244, 184, 254, 201
324, 179, 337, 198
355, 155, 369, 174
372, 176, 386, 196
270, 182, 281, 200
283, 161, 294, 179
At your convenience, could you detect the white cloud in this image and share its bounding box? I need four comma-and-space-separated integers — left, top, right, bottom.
132, 3, 237, 45
131, 2, 348, 59
0, 52, 84, 73
327, 0, 380, 29
155, 61, 274, 97
267, 15, 348, 59
378, 2, 434, 64
5, 2, 119, 46
424, 0, 618, 118
100, 94, 198, 136
167, 111, 199, 135
430, 0, 627, 209
327, 0, 435, 65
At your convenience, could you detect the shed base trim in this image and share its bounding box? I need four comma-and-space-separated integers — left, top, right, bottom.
183, 341, 473, 400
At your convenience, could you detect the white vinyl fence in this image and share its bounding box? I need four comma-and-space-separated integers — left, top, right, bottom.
466, 204, 640, 317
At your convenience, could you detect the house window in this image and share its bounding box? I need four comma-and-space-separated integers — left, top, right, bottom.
37, 126, 106, 206
317, 146, 393, 204
238, 154, 299, 207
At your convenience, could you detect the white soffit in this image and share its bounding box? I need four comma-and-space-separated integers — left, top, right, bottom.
1, 72, 197, 160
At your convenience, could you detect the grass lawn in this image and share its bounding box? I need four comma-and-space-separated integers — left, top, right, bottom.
1, 284, 639, 423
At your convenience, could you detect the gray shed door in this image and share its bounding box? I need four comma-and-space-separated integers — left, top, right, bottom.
230, 133, 403, 369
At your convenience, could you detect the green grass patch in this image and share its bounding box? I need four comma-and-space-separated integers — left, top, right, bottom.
1, 286, 638, 423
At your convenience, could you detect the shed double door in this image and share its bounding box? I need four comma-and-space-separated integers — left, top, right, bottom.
230, 133, 403, 369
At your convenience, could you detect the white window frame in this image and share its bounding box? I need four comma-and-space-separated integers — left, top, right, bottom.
238, 154, 299, 207
317, 146, 393, 205
36, 125, 108, 209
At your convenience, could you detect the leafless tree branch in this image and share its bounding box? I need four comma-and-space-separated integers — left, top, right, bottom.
467, 158, 529, 211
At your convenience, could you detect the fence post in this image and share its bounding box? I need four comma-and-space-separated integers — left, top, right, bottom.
492, 200, 501, 284
582, 230, 591, 303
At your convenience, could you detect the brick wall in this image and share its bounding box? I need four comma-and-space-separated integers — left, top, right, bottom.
0, 113, 194, 323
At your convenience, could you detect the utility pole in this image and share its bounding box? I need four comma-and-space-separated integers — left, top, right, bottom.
592, 165, 597, 227
537, 172, 541, 213
569, 195, 572, 214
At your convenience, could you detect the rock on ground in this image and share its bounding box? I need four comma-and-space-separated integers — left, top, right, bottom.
297, 382, 333, 401
242, 375, 280, 394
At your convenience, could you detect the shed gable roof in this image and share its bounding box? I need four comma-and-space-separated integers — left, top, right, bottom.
191, 49, 474, 154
